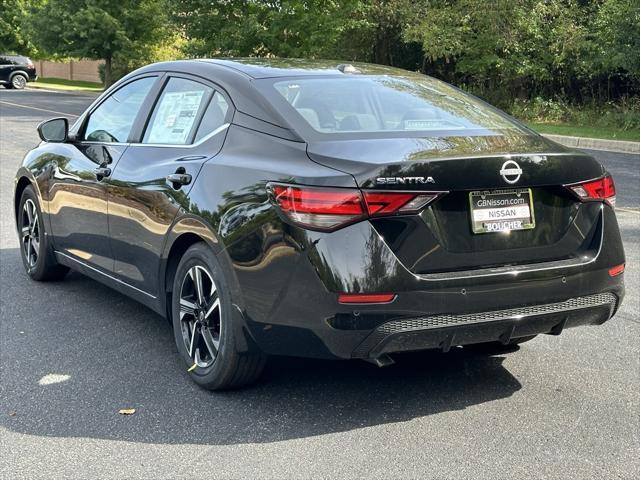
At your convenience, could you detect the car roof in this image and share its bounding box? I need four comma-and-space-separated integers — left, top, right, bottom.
200, 58, 416, 79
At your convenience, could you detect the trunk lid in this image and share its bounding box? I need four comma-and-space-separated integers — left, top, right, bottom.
307, 134, 605, 274
306, 134, 604, 190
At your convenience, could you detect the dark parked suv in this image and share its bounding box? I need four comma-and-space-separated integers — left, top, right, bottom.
0, 54, 37, 89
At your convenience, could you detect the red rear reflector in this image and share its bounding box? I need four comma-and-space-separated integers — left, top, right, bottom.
608, 264, 625, 277
568, 175, 616, 207
269, 183, 444, 231
338, 293, 397, 304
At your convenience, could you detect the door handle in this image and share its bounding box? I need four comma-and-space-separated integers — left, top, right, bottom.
166, 173, 192, 188
95, 167, 111, 179
176, 155, 207, 162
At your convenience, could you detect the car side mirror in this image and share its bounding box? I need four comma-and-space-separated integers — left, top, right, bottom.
37, 117, 68, 143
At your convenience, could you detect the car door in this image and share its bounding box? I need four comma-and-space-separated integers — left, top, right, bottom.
106, 74, 232, 295
48, 75, 160, 273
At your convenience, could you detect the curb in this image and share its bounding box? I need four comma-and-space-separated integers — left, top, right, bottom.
543, 134, 640, 154
25, 85, 102, 95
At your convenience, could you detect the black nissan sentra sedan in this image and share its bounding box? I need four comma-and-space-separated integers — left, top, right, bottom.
15, 59, 625, 389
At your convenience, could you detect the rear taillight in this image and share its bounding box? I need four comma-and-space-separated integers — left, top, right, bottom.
362, 192, 441, 215
268, 184, 444, 231
568, 175, 616, 207
269, 185, 366, 230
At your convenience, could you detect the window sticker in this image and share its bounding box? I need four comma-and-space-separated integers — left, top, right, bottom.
147, 90, 205, 144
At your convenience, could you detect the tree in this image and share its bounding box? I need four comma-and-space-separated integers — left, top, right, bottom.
593, 0, 640, 78
402, 1, 606, 102
173, 0, 365, 59
0, 0, 37, 55
354, 0, 422, 68
29, 0, 170, 86
172, 0, 424, 71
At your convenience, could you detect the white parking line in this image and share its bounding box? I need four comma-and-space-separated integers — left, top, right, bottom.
0, 100, 79, 117
617, 207, 640, 215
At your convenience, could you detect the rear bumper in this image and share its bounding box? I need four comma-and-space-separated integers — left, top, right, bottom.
231, 205, 625, 360
351, 292, 619, 358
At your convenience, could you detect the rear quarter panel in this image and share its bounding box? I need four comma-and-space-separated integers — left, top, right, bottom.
163, 124, 356, 325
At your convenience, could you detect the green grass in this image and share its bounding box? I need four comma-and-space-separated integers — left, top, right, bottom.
28, 77, 104, 93
527, 123, 640, 142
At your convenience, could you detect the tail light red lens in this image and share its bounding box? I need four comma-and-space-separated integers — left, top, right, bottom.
363, 191, 441, 215
568, 175, 616, 207
269, 184, 444, 231
269, 185, 367, 230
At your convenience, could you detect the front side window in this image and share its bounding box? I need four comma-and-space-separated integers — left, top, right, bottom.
144, 78, 213, 145
84, 77, 155, 143
269, 76, 526, 138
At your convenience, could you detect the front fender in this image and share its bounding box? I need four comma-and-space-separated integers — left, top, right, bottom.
14, 164, 48, 233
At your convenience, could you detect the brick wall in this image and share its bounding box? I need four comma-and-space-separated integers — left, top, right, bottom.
35, 59, 103, 83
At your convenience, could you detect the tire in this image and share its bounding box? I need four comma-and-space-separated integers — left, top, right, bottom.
465, 335, 537, 354
171, 242, 266, 390
18, 185, 69, 281
10, 73, 27, 89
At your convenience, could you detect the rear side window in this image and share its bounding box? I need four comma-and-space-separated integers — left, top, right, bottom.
0, 55, 19, 65
143, 77, 213, 145
84, 77, 155, 143
2, 55, 29, 65
194, 92, 229, 142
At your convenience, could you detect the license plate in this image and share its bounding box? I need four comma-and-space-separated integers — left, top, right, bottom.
469, 189, 535, 234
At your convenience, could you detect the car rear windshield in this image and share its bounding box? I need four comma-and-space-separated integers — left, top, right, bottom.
268, 76, 528, 139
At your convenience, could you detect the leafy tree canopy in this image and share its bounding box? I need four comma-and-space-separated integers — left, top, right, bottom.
171, 0, 639, 103
29, 0, 170, 85
22, 0, 640, 103
1, 0, 37, 55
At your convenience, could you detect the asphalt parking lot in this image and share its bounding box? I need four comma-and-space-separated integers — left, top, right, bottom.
1, 89, 638, 479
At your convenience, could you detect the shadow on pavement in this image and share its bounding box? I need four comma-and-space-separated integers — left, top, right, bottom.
1, 247, 521, 445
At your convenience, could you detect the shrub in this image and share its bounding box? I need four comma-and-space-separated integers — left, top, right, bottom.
509, 96, 640, 131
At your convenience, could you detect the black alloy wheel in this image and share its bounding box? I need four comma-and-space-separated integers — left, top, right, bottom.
20, 198, 40, 269
18, 186, 69, 281
179, 264, 222, 368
